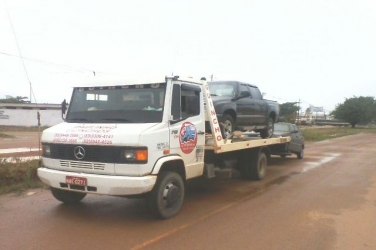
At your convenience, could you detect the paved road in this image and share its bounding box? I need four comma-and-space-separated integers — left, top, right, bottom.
1, 133, 376, 250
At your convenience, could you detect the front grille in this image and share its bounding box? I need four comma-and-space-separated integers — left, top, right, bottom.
44, 144, 146, 164
60, 160, 105, 170
48, 144, 121, 163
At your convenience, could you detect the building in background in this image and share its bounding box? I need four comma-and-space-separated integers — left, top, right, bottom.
0, 103, 63, 127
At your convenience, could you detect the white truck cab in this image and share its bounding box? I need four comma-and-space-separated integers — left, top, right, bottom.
38, 76, 289, 219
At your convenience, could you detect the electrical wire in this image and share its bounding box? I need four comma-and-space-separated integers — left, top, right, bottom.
0, 50, 99, 75
4, 0, 36, 103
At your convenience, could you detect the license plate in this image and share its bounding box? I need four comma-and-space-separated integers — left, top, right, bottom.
66, 176, 87, 186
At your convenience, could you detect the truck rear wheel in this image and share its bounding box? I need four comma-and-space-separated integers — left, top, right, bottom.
51, 188, 86, 204
240, 150, 267, 180
147, 171, 185, 219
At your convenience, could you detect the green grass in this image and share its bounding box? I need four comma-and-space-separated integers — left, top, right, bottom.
0, 132, 14, 138
0, 160, 44, 195
302, 127, 376, 142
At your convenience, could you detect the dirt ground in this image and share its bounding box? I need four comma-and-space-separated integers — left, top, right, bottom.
0, 133, 375, 249
0, 131, 41, 158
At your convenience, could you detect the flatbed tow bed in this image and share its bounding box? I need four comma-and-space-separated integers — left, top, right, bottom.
205, 135, 290, 153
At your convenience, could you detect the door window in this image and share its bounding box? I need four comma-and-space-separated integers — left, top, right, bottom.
171, 84, 201, 120
239, 84, 249, 97
249, 86, 262, 99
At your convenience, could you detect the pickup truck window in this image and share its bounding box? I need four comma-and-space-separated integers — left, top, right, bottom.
66, 83, 166, 123
249, 86, 262, 100
274, 123, 290, 132
239, 84, 249, 96
209, 82, 236, 97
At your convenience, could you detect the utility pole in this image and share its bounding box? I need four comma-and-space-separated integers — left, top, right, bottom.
297, 99, 301, 125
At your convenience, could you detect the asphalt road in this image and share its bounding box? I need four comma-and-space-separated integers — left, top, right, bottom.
1, 133, 376, 250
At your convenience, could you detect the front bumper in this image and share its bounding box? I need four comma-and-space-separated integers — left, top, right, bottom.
38, 167, 157, 196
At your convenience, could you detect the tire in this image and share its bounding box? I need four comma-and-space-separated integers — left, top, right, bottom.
240, 150, 267, 180
51, 188, 86, 204
147, 171, 185, 219
260, 116, 274, 139
220, 114, 235, 139
297, 148, 304, 159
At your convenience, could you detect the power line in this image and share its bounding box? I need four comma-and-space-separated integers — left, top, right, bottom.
4, 0, 36, 103
0, 50, 98, 75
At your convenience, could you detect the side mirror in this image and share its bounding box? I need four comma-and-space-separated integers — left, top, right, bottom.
61, 99, 67, 120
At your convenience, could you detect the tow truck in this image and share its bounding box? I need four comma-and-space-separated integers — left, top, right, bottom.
38, 76, 290, 219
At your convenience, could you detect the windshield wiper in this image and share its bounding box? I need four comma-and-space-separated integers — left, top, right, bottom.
67, 118, 90, 122
100, 118, 131, 122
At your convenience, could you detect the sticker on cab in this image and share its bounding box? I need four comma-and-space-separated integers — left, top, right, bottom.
179, 122, 197, 154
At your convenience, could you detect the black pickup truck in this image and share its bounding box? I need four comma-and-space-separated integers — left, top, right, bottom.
208, 81, 280, 139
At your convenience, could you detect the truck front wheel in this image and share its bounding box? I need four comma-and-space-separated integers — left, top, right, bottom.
220, 114, 235, 139
147, 171, 185, 219
51, 188, 86, 204
260, 117, 274, 138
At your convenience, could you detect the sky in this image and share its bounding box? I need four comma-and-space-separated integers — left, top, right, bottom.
1, 0, 376, 113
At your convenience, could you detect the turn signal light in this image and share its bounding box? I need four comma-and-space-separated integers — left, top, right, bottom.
136, 150, 148, 161
122, 148, 148, 163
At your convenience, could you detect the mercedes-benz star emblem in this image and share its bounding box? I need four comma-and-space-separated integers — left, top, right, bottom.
73, 146, 86, 160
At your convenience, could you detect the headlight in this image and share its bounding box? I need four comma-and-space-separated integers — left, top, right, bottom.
122, 148, 148, 163
42, 144, 51, 157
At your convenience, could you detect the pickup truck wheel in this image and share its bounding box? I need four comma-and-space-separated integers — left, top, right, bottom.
240, 150, 267, 180
50, 188, 86, 204
220, 114, 235, 139
260, 117, 274, 138
147, 171, 185, 219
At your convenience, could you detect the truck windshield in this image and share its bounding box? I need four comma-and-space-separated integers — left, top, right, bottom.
274, 123, 290, 132
208, 82, 236, 97
66, 83, 166, 123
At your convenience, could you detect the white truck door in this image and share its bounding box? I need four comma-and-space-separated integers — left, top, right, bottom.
169, 82, 205, 179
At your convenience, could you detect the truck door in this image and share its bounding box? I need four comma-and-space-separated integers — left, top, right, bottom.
236, 83, 253, 125
169, 82, 205, 179
289, 124, 302, 152
248, 86, 268, 124
237, 84, 266, 126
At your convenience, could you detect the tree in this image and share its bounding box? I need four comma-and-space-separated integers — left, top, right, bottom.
279, 102, 300, 123
332, 96, 375, 128
0, 96, 29, 103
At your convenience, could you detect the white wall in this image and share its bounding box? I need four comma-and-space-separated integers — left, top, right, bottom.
0, 109, 63, 127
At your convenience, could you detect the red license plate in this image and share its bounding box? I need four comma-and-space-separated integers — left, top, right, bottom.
66, 176, 87, 186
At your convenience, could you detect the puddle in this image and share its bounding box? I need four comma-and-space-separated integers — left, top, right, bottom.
302, 153, 341, 173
